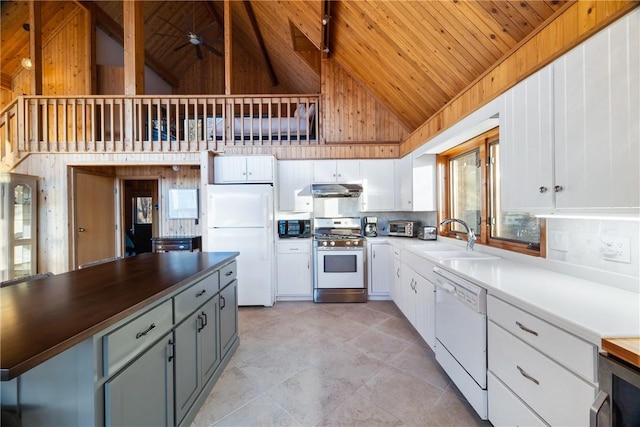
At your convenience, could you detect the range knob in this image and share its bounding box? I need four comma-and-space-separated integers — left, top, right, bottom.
322, 241, 328, 247
346, 241, 352, 246
330, 241, 336, 246
353, 240, 359, 246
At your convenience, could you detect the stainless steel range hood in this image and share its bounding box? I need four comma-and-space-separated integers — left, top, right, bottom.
311, 183, 363, 198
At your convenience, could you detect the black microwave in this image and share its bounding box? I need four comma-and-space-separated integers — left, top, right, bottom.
278, 220, 311, 238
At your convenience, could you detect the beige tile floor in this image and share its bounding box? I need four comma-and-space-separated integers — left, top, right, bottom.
192, 301, 491, 427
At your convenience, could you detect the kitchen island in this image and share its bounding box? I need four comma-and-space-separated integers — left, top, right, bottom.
0, 251, 239, 427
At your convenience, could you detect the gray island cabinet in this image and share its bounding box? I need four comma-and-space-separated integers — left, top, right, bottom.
0, 252, 239, 427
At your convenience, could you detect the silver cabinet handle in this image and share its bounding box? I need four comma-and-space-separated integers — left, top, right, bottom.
517, 365, 539, 385
396, 268, 400, 278
590, 390, 609, 427
225, 270, 234, 276
516, 321, 539, 336
135, 323, 156, 339
539, 186, 548, 193
555, 185, 563, 192
78, 227, 86, 232
195, 289, 207, 297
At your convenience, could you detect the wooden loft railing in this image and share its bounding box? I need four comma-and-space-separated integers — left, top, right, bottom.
0, 94, 320, 169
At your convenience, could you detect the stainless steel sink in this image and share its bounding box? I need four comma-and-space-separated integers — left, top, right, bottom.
424, 250, 500, 260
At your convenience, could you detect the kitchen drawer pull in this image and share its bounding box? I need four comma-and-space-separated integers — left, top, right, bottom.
220, 295, 226, 309
517, 365, 539, 385
135, 323, 156, 339
167, 339, 175, 362
516, 321, 539, 336
225, 270, 234, 276
201, 311, 208, 328
195, 289, 207, 298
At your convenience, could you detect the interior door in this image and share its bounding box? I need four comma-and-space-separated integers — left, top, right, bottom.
73, 170, 116, 268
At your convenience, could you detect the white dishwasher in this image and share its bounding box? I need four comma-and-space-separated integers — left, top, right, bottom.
433, 266, 488, 419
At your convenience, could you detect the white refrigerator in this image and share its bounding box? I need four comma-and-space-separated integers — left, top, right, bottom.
205, 184, 274, 307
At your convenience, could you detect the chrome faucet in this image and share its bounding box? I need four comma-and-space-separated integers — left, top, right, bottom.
440, 218, 476, 251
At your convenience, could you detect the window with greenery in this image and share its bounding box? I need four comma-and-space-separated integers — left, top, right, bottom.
437, 127, 543, 256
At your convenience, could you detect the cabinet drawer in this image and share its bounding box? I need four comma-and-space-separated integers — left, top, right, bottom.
402, 250, 435, 281
276, 241, 310, 254
103, 299, 173, 377
174, 272, 219, 323
219, 261, 237, 289
488, 295, 596, 382
488, 372, 547, 427
488, 322, 596, 427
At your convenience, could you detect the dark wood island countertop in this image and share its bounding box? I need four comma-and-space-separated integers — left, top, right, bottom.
0, 251, 238, 381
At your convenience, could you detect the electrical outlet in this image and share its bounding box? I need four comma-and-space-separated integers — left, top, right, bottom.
599, 236, 631, 263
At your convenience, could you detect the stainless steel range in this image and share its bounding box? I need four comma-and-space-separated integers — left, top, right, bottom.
313, 217, 367, 303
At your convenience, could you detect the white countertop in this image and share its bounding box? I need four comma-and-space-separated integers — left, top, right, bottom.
367, 236, 640, 347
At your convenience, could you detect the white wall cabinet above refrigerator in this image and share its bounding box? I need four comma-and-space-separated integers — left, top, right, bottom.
214, 156, 274, 183
312, 160, 360, 183
500, 9, 639, 213
277, 161, 313, 212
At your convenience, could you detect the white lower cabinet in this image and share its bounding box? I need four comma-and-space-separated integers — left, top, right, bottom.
487, 295, 597, 427
392, 250, 436, 350
368, 242, 392, 296
487, 372, 546, 427
390, 247, 401, 302
276, 241, 312, 298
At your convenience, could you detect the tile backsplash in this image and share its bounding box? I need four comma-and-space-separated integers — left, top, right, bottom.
546, 218, 639, 279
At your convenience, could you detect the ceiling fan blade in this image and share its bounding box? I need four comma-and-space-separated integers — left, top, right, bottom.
158, 16, 185, 35
202, 43, 223, 57
174, 42, 191, 52
200, 21, 218, 35
195, 44, 203, 60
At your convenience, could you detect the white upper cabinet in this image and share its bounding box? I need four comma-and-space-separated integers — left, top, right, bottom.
500, 64, 555, 212
278, 161, 313, 212
214, 156, 274, 183
395, 155, 413, 210
500, 9, 639, 213
312, 160, 360, 183
553, 9, 639, 210
361, 160, 395, 211
411, 154, 437, 212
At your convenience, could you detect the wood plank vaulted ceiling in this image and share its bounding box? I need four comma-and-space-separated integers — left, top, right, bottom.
1, 0, 567, 133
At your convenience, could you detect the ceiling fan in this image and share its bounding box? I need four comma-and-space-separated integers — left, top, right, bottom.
156, 13, 223, 60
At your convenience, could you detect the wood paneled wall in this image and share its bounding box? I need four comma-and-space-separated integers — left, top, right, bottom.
11, 152, 201, 274
321, 59, 409, 144
401, 0, 639, 155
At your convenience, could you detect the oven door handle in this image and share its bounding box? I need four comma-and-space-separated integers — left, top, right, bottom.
589, 390, 610, 427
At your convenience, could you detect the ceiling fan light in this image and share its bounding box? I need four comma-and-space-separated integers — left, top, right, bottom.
21, 57, 33, 70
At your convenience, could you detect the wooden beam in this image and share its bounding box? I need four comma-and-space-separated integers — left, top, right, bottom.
123, 0, 145, 95
80, 1, 179, 88
321, 0, 331, 59
243, 1, 278, 87
224, 0, 232, 95
29, 0, 43, 95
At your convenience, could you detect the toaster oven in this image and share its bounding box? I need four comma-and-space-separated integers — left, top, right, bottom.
388, 220, 419, 237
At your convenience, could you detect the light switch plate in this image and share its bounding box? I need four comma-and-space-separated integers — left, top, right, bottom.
548, 230, 569, 252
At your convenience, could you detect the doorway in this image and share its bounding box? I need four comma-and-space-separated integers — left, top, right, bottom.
122, 179, 159, 255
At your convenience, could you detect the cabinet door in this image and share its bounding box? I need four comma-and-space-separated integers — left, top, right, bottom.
501, 64, 555, 211
174, 311, 201, 424
369, 243, 392, 295
361, 160, 395, 211
105, 333, 174, 427
335, 160, 361, 182
220, 280, 238, 358
214, 157, 248, 182
390, 248, 401, 302
398, 264, 416, 324
554, 11, 639, 209
246, 156, 274, 182
395, 155, 413, 211
312, 161, 338, 183
414, 274, 435, 351
199, 298, 221, 383
276, 252, 312, 296
278, 161, 313, 212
